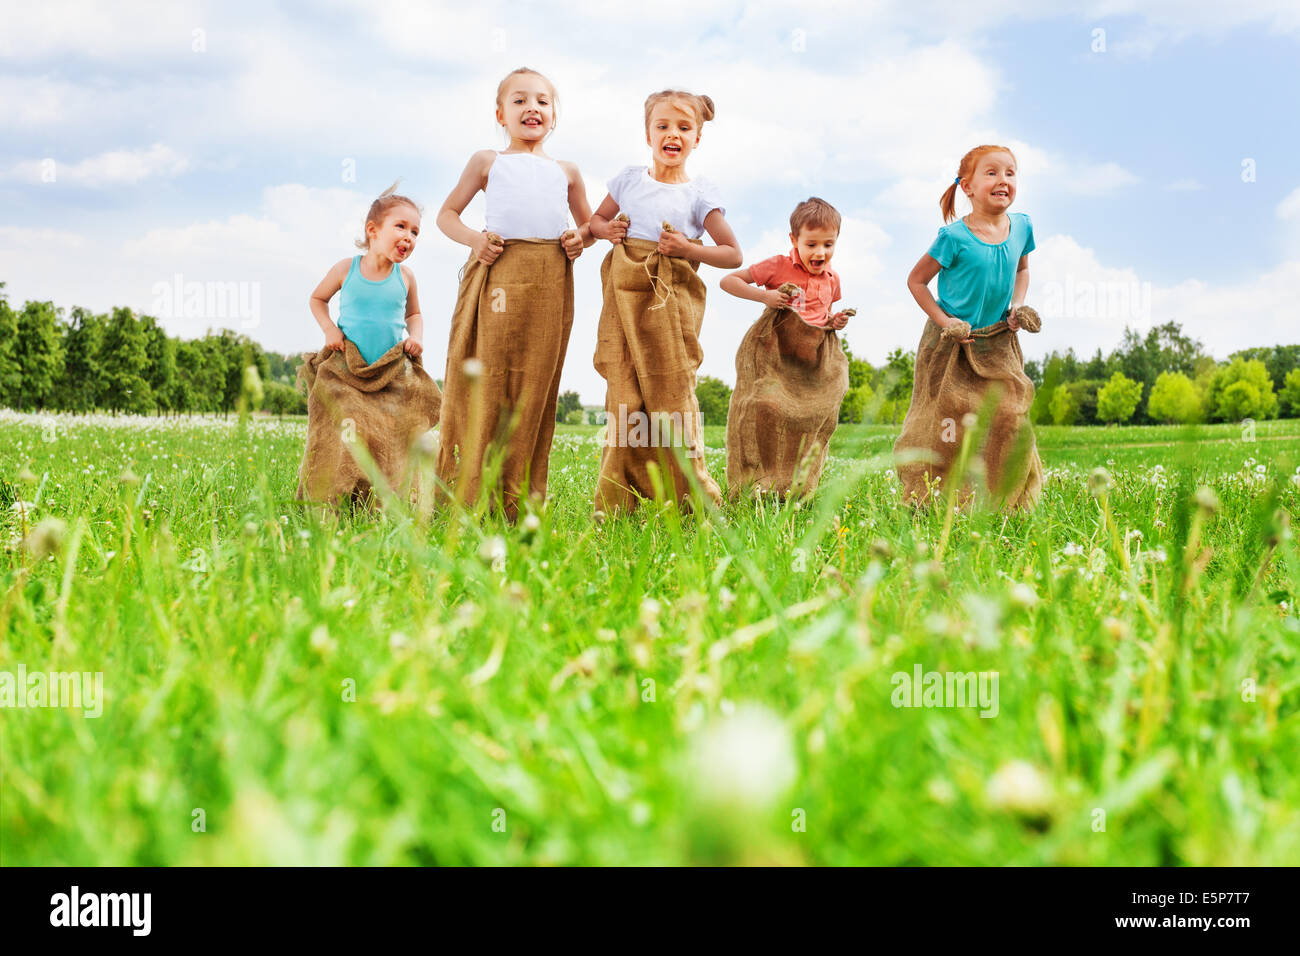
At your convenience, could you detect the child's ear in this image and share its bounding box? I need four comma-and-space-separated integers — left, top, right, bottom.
789, 232, 798, 247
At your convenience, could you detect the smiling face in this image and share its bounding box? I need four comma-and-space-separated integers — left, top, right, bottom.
496, 72, 555, 142
963, 150, 1017, 214
790, 224, 838, 275
366, 203, 421, 263
646, 99, 701, 168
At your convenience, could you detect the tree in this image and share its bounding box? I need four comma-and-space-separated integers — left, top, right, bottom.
1207, 358, 1278, 422
881, 348, 914, 424
98, 307, 154, 413
0, 287, 20, 407
1147, 371, 1202, 424
10, 300, 65, 410
262, 381, 307, 415
1032, 354, 1064, 425
839, 339, 875, 423
1279, 368, 1300, 419
556, 389, 582, 423
139, 314, 176, 415
1228, 345, 1300, 392
56, 308, 107, 412
695, 376, 732, 426
1096, 371, 1143, 424
1048, 386, 1078, 425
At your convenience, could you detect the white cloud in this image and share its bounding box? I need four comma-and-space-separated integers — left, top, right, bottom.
3, 145, 189, 187
1277, 185, 1300, 220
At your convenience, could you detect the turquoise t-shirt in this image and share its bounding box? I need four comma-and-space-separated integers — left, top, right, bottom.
927, 212, 1035, 329
338, 256, 408, 364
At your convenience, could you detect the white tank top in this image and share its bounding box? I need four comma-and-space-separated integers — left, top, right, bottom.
483, 152, 571, 240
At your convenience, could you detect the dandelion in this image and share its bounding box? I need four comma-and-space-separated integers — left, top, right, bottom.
686, 704, 797, 812
718, 586, 736, 611
1008, 582, 1039, 609
463, 358, 484, 379
478, 536, 507, 573
24, 517, 68, 561
1061, 542, 1084, 558
1088, 467, 1112, 496
1194, 487, 1220, 515
987, 760, 1053, 817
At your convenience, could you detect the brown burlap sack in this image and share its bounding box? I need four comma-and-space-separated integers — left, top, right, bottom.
726, 287, 849, 498
593, 237, 722, 515
296, 340, 441, 505
893, 318, 1042, 510
436, 238, 574, 521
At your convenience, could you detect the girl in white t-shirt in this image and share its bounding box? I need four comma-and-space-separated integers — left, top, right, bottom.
587, 90, 742, 517
433, 67, 595, 521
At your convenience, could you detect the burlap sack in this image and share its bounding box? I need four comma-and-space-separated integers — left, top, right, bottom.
593, 237, 722, 515
296, 340, 441, 505
726, 293, 849, 498
893, 318, 1042, 510
436, 238, 574, 521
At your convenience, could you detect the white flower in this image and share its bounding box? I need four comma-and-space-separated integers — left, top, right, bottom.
1061, 542, 1084, 558
687, 704, 797, 811
1008, 582, 1039, 608
987, 760, 1053, 816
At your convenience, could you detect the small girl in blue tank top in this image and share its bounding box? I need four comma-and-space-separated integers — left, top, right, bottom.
894, 145, 1044, 511
310, 183, 424, 365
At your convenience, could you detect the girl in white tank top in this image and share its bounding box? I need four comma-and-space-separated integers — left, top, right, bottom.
433, 68, 596, 521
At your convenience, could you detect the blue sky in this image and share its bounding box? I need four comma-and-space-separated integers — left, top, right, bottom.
3, 0, 1298, 403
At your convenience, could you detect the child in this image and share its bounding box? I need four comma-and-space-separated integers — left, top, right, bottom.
721, 197, 853, 499
435, 66, 592, 522
297, 184, 442, 505
894, 145, 1043, 510
588, 89, 742, 516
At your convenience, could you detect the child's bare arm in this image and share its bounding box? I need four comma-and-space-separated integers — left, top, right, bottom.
589, 195, 627, 244
402, 267, 423, 357
561, 161, 596, 251
1006, 255, 1030, 331
437, 150, 504, 265
658, 209, 743, 268
310, 259, 350, 351
908, 253, 971, 342
720, 267, 794, 310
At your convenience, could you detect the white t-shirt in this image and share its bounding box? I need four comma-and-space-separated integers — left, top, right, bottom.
484, 152, 571, 240
606, 165, 725, 241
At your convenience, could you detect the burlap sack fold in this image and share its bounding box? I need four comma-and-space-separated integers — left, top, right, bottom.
296, 341, 441, 505
593, 238, 722, 515
893, 318, 1042, 510
436, 239, 574, 521
725, 299, 849, 498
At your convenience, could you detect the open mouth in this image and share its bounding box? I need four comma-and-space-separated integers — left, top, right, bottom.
992, 190, 1009, 198
523, 117, 542, 128
662, 144, 681, 156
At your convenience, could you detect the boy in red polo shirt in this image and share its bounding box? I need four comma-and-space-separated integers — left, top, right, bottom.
721, 198, 853, 499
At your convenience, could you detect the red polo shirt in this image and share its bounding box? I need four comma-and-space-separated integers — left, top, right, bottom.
749, 248, 842, 328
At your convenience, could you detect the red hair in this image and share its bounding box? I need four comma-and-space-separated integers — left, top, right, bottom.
940, 145, 1017, 223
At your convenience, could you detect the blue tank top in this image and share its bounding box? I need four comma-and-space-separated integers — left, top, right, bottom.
338, 256, 408, 364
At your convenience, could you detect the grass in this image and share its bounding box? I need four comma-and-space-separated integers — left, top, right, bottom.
2, 410, 1299, 865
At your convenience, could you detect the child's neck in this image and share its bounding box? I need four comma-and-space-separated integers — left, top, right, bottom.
965, 205, 1008, 228
361, 250, 395, 277
650, 161, 690, 184
503, 137, 548, 157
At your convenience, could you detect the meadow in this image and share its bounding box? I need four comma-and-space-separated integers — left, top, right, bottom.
1, 411, 1298, 865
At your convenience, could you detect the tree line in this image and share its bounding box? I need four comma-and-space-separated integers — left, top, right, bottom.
6, 282, 1298, 428
0, 283, 306, 415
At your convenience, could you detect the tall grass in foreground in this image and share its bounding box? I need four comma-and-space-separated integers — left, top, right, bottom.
1, 412, 1298, 865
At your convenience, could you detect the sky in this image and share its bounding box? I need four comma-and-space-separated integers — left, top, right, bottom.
2, 0, 1299, 404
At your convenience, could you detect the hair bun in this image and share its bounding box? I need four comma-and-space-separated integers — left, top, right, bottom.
699, 94, 716, 122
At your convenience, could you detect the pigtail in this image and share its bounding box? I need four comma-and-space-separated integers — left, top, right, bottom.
940, 180, 960, 223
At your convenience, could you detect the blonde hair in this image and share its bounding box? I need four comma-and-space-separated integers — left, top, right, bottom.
496, 67, 559, 128
790, 197, 841, 237
941, 145, 1017, 223
643, 89, 716, 131
356, 181, 421, 250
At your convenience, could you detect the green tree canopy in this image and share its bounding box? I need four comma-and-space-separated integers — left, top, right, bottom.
1096, 371, 1143, 424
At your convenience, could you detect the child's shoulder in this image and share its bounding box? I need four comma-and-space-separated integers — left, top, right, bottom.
1011, 211, 1033, 226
